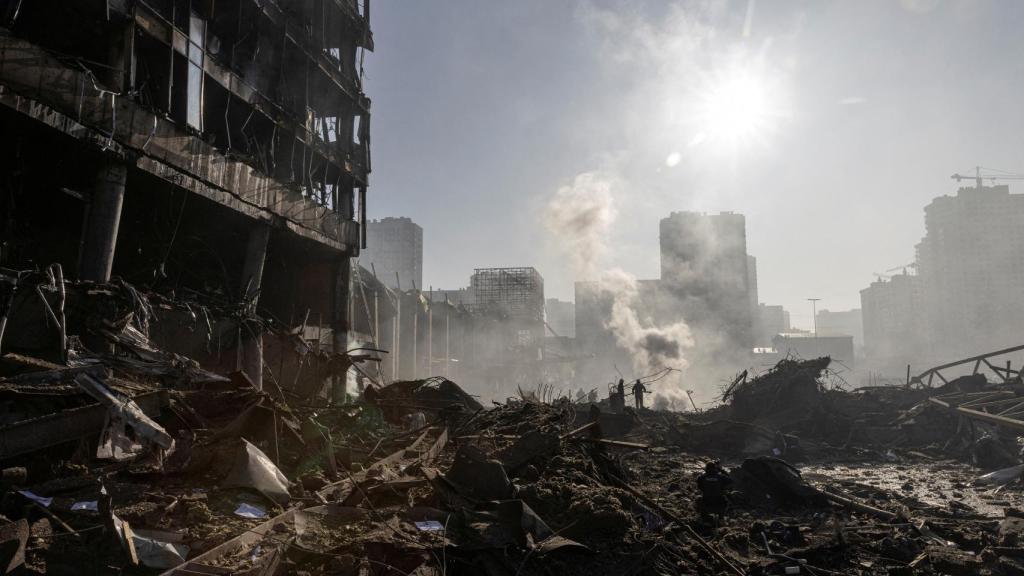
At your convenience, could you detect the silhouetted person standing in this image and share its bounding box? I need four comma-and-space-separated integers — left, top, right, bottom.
631, 379, 647, 409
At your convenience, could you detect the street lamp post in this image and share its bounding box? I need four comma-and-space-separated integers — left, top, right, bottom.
807, 298, 821, 338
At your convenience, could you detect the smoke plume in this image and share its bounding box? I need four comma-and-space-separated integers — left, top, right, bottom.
544, 169, 696, 409
598, 269, 693, 376
543, 172, 617, 279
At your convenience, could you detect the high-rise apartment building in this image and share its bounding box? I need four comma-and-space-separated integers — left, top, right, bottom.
916, 184, 1024, 358
363, 217, 423, 290
747, 255, 760, 323
659, 211, 755, 349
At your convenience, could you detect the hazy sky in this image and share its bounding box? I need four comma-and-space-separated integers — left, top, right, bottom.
365, 0, 1024, 330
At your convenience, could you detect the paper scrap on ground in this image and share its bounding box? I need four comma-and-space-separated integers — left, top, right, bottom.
17, 491, 52, 507
234, 503, 268, 519
415, 521, 444, 531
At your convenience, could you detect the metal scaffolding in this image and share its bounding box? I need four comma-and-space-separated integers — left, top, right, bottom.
470, 267, 544, 320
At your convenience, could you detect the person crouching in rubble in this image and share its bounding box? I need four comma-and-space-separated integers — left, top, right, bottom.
696, 461, 732, 526
631, 379, 649, 409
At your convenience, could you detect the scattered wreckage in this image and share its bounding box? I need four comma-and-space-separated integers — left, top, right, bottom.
6, 269, 1024, 573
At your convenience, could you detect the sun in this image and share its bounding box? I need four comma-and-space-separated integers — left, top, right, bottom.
696, 65, 778, 147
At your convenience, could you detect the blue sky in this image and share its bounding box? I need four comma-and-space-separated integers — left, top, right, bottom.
365, 0, 1024, 329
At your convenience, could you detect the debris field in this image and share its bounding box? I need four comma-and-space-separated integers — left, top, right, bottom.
4, 273, 1024, 575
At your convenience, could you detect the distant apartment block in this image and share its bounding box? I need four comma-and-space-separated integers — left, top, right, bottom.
659, 211, 755, 349
757, 304, 791, 346
816, 309, 863, 350
916, 184, 1024, 358
545, 298, 575, 338
363, 217, 423, 290
861, 273, 923, 366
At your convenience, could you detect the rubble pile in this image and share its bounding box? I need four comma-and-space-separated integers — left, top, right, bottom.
670, 357, 1024, 469
5, 274, 1024, 574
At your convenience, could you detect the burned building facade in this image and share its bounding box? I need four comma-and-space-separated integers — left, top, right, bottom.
0, 1, 373, 388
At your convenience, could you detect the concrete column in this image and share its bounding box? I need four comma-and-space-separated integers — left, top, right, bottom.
332, 256, 352, 402
240, 225, 271, 389
80, 162, 127, 282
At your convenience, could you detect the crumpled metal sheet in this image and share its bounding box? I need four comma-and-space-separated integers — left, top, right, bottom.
222, 439, 291, 505
130, 529, 190, 569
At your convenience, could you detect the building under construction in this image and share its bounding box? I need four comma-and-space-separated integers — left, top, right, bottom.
470, 267, 544, 352
0, 0, 373, 388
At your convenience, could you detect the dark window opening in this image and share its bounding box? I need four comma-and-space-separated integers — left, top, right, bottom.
134, 31, 173, 115
169, 51, 189, 125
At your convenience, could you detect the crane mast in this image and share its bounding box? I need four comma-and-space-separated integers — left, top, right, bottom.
951, 166, 1024, 190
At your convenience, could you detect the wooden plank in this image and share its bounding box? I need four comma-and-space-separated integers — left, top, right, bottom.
560, 421, 597, 440
589, 438, 648, 450
158, 509, 296, 576
419, 427, 448, 466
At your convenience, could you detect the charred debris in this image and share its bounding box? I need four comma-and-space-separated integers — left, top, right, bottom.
1, 270, 1024, 575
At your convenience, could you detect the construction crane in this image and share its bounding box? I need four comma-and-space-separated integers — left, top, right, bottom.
885, 263, 916, 275
951, 166, 1024, 191
873, 262, 916, 282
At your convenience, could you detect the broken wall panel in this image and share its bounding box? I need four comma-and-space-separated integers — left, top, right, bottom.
0, 389, 164, 460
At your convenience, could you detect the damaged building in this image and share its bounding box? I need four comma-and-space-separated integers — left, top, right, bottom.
0, 0, 373, 389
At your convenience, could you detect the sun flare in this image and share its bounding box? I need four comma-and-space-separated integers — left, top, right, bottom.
697, 66, 778, 147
